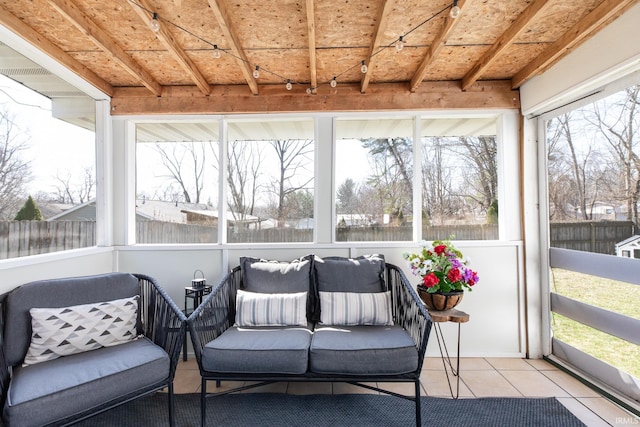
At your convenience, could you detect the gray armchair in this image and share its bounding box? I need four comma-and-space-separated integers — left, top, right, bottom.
0, 273, 185, 427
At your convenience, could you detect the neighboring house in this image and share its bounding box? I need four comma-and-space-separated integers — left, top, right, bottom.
181, 209, 266, 229
615, 235, 640, 259
336, 214, 373, 227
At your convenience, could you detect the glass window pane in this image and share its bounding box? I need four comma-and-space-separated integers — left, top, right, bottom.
226, 118, 314, 243
335, 118, 413, 242
136, 122, 219, 244
420, 117, 498, 240
546, 85, 640, 254
0, 74, 96, 259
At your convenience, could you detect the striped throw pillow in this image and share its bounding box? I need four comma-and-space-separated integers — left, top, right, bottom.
235, 290, 308, 327
319, 291, 393, 326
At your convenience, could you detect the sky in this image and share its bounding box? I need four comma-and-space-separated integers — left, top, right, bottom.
1, 72, 375, 208
0, 75, 95, 200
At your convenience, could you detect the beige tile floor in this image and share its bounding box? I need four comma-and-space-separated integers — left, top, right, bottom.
174, 357, 638, 426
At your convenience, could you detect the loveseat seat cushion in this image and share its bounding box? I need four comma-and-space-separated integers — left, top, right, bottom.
4, 337, 169, 427
309, 325, 418, 375
202, 326, 312, 374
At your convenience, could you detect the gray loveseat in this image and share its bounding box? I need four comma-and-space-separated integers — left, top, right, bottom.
0, 273, 185, 427
187, 254, 432, 427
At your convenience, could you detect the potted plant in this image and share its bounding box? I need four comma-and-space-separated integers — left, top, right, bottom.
402, 239, 479, 311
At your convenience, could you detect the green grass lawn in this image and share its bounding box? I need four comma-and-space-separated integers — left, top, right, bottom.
550, 269, 640, 378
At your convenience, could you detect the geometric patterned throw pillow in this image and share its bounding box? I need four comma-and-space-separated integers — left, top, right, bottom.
23, 295, 139, 367
319, 291, 393, 326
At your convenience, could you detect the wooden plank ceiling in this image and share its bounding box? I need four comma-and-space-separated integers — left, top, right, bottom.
0, 0, 637, 114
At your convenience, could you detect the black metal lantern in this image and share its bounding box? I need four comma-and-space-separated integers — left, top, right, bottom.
192, 269, 206, 289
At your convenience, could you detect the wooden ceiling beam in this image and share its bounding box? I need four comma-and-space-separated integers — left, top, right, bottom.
306, 0, 317, 93
110, 81, 520, 115
208, 0, 259, 95
47, 0, 162, 96
0, 4, 113, 96
461, 0, 552, 91
511, 0, 638, 89
410, 0, 469, 93
129, 0, 211, 95
360, 0, 394, 94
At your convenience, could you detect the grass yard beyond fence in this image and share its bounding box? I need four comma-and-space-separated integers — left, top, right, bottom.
550, 269, 640, 379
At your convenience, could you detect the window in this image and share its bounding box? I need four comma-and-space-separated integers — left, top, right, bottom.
546, 85, 640, 254
335, 118, 413, 242
0, 74, 96, 259
226, 118, 314, 243
420, 117, 498, 240
135, 122, 219, 244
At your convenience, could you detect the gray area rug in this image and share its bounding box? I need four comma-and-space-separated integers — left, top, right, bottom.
75, 392, 586, 427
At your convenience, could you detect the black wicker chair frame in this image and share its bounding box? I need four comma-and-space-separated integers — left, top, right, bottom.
188, 263, 432, 427
0, 273, 186, 427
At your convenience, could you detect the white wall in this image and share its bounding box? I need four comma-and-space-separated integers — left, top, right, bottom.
0, 248, 114, 294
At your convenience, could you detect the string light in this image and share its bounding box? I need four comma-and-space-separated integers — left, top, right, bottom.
129, 0, 452, 91
149, 12, 160, 32
212, 45, 221, 59
450, 0, 461, 19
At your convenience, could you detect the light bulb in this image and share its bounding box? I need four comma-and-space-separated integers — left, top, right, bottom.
330, 77, 337, 88
213, 45, 221, 59
253, 66, 260, 78
149, 13, 160, 32
450, 1, 461, 19
360, 61, 368, 74
306, 87, 312, 95
286, 80, 292, 91
396, 36, 404, 51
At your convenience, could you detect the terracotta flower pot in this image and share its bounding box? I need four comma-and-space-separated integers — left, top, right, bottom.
417, 287, 463, 311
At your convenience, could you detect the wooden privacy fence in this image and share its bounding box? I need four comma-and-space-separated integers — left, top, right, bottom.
0, 220, 634, 260
550, 221, 636, 255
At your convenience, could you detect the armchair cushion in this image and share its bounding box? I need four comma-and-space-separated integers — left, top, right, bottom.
202, 326, 312, 374
4, 337, 169, 427
4, 273, 140, 367
319, 291, 393, 326
314, 255, 386, 293
23, 296, 139, 366
235, 290, 307, 327
309, 325, 417, 375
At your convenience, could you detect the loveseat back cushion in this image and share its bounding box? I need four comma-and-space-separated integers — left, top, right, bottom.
309, 325, 417, 375
314, 254, 386, 293
4, 273, 140, 367
4, 337, 169, 427
318, 291, 393, 326
235, 290, 307, 327
240, 255, 313, 293
202, 326, 312, 374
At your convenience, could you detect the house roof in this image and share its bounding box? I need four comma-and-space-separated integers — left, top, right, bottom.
0, 0, 635, 119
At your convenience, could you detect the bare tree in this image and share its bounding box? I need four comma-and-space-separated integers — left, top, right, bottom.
154, 142, 205, 204
362, 137, 413, 223
421, 137, 455, 224
227, 141, 262, 225
587, 86, 640, 223
268, 139, 314, 227
51, 167, 95, 204
0, 109, 31, 219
